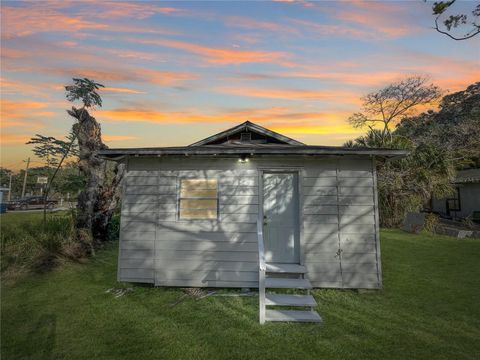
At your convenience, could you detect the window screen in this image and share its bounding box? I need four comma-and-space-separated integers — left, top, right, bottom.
446, 187, 461, 212
179, 179, 218, 219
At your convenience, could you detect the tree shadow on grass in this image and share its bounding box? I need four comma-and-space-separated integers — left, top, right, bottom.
25, 314, 56, 359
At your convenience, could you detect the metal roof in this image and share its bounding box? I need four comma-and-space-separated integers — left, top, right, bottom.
454, 168, 480, 183
97, 121, 409, 160
98, 145, 408, 159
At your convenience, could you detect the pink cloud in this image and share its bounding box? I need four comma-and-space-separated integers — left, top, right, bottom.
225, 16, 300, 35
129, 37, 294, 66
1, 5, 107, 39
1, 3, 181, 40
216, 86, 361, 104
333, 2, 420, 38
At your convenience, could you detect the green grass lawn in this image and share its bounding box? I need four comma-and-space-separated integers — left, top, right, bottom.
1, 214, 480, 359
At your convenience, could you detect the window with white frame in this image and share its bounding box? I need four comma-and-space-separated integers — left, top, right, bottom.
179, 179, 218, 219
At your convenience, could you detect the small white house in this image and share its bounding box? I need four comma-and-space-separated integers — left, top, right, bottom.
431, 168, 480, 221
99, 121, 406, 323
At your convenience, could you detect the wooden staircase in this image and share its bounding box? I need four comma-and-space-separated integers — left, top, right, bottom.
257, 221, 322, 324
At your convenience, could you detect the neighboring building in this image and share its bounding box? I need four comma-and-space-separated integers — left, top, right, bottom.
0, 187, 10, 213
431, 168, 480, 221
99, 121, 407, 323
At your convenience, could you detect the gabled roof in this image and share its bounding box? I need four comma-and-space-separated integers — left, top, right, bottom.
454, 169, 480, 183
98, 121, 409, 160
189, 121, 304, 146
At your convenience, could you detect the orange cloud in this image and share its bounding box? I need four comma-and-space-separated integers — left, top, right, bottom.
98, 106, 354, 129
129, 37, 293, 66
98, 109, 225, 124
1, 2, 182, 39
1, 99, 52, 129
269, 70, 403, 87
104, 48, 157, 61
103, 135, 139, 142
103, 87, 146, 94
0, 133, 32, 144
270, 123, 363, 135
49, 68, 196, 87
2, 41, 194, 88
1, 78, 53, 98
81, 105, 364, 147
333, 2, 418, 38
1, 5, 107, 39
82, 2, 181, 19
217, 86, 361, 104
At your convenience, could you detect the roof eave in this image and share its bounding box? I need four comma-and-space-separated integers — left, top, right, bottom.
98, 148, 409, 160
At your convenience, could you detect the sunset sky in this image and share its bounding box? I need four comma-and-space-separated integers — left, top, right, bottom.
1, 0, 479, 170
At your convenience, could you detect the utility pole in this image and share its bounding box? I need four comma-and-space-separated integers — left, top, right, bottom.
8, 173, 12, 201
21, 157, 30, 198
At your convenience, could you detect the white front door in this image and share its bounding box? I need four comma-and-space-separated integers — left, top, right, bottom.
262, 172, 300, 264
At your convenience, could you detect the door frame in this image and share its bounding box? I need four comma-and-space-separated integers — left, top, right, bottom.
258, 167, 305, 265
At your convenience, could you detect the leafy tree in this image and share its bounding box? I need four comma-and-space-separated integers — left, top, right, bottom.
431, 1, 480, 40
348, 76, 442, 147
378, 143, 454, 227
65, 78, 104, 108
0, 168, 13, 188
26, 133, 78, 169
346, 129, 454, 227
26, 79, 103, 226
54, 162, 86, 196
396, 82, 480, 168
345, 78, 461, 227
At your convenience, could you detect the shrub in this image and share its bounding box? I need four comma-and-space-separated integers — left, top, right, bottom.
107, 212, 121, 242
1, 212, 79, 278
424, 213, 440, 233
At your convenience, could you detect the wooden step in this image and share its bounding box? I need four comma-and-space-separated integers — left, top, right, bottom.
265, 263, 307, 274
265, 278, 312, 289
265, 294, 317, 307
265, 310, 322, 323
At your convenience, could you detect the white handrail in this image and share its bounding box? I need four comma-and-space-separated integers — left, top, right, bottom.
257, 219, 266, 272
257, 219, 266, 324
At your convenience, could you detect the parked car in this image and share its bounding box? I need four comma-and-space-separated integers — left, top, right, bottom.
7, 196, 58, 210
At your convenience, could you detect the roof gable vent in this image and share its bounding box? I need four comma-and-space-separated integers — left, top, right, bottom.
240, 132, 252, 142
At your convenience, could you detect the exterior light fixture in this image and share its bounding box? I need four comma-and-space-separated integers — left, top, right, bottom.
239, 154, 250, 163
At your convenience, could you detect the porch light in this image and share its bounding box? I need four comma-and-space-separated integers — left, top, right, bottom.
239, 154, 250, 163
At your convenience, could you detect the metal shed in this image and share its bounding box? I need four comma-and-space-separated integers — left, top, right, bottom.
99, 121, 407, 323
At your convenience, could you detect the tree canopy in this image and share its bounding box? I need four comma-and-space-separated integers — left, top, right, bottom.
396, 82, 480, 168
343, 79, 480, 226
431, 0, 480, 40
26, 133, 78, 169
348, 76, 441, 147
65, 78, 105, 108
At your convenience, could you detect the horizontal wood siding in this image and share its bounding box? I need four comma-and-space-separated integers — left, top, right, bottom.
128, 161, 262, 287
301, 157, 380, 289
118, 170, 158, 283
118, 156, 381, 289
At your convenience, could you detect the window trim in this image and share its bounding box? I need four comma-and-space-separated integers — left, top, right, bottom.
446, 186, 461, 214
177, 178, 219, 221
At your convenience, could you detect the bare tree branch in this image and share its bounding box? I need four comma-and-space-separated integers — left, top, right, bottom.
431, 1, 480, 40
347, 76, 442, 146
